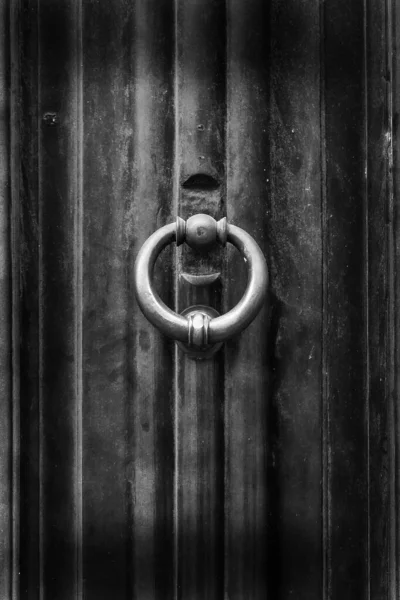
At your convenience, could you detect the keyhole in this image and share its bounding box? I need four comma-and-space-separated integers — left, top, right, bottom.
182, 174, 219, 191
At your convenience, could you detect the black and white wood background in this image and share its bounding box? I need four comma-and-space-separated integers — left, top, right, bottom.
0, 0, 400, 598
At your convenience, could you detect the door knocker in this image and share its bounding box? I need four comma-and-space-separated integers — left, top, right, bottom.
134, 214, 268, 358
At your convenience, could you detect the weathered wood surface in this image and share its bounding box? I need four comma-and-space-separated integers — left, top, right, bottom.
38, 3, 82, 598
0, 1, 13, 597
127, 1, 175, 598
1, 1, 400, 598
392, 3, 400, 598
261, 1, 322, 597
224, 1, 270, 597
175, 1, 225, 598
323, 2, 368, 597
18, 0, 41, 595
82, 1, 175, 598
82, 3, 131, 597
366, 1, 395, 598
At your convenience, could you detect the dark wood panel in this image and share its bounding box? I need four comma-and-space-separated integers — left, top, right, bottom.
226, 0, 323, 598
37, 1, 82, 598
81, 3, 133, 598
8, 3, 21, 596
0, 1, 13, 596
176, 355, 224, 599
323, 1, 368, 597
129, 1, 175, 599
224, 1, 270, 598
176, 0, 226, 187
366, 0, 393, 597
175, 1, 226, 598
18, 1, 41, 596
391, 0, 400, 595
267, 1, 323, 597
82, 1, 175, 598
4, 1, 400, 599
14, 3, 82, 597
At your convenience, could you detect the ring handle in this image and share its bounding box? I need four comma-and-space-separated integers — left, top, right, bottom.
134, 214, 268, 348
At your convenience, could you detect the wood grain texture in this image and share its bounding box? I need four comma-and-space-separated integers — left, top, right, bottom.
0, 1, 12, 597
38, 2, 82, 598
82, 1, 175, 598
366, 0, 393, 597
390, 0, 400, 596
129, 1, 175, 599
226, 0, 322, 598
176, 354, 224, 599
175, 1, 226, 598
224, 1, 269, 598
267, 1, 323, 597
15, 3, 82, 595
81, 3, 132, 597
5, 1, 400, 598
323, 1, 368, 598
9, 1, 21, 597
18, 1, 41, 596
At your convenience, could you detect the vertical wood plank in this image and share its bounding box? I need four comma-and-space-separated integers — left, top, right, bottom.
81, 4, 132, 597
269, 1, 323, 597
391, 0, 400, 595
175, 1, 226, 598
13, 2, 82, 597
9, 1, 21, 597
0, 1, 12, 597
18, 1, 41, 596
176, 0, 226, 189
82, 2, 175, 598
130, 1, 175, 599
225, 2, 269, 598
366, 0, 393, 597
323, 1, 368, 598
38, 1, 82, 597
226, 1, 322, 598
176, 355, 224, 599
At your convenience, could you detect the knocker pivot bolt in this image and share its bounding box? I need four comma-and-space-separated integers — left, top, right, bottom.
176, 214, 227, 251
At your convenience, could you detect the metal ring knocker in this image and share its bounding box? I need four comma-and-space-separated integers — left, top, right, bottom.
134, 214, 268, 357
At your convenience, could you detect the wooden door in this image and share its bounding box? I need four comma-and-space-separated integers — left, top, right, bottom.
1, 1, 399, 598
